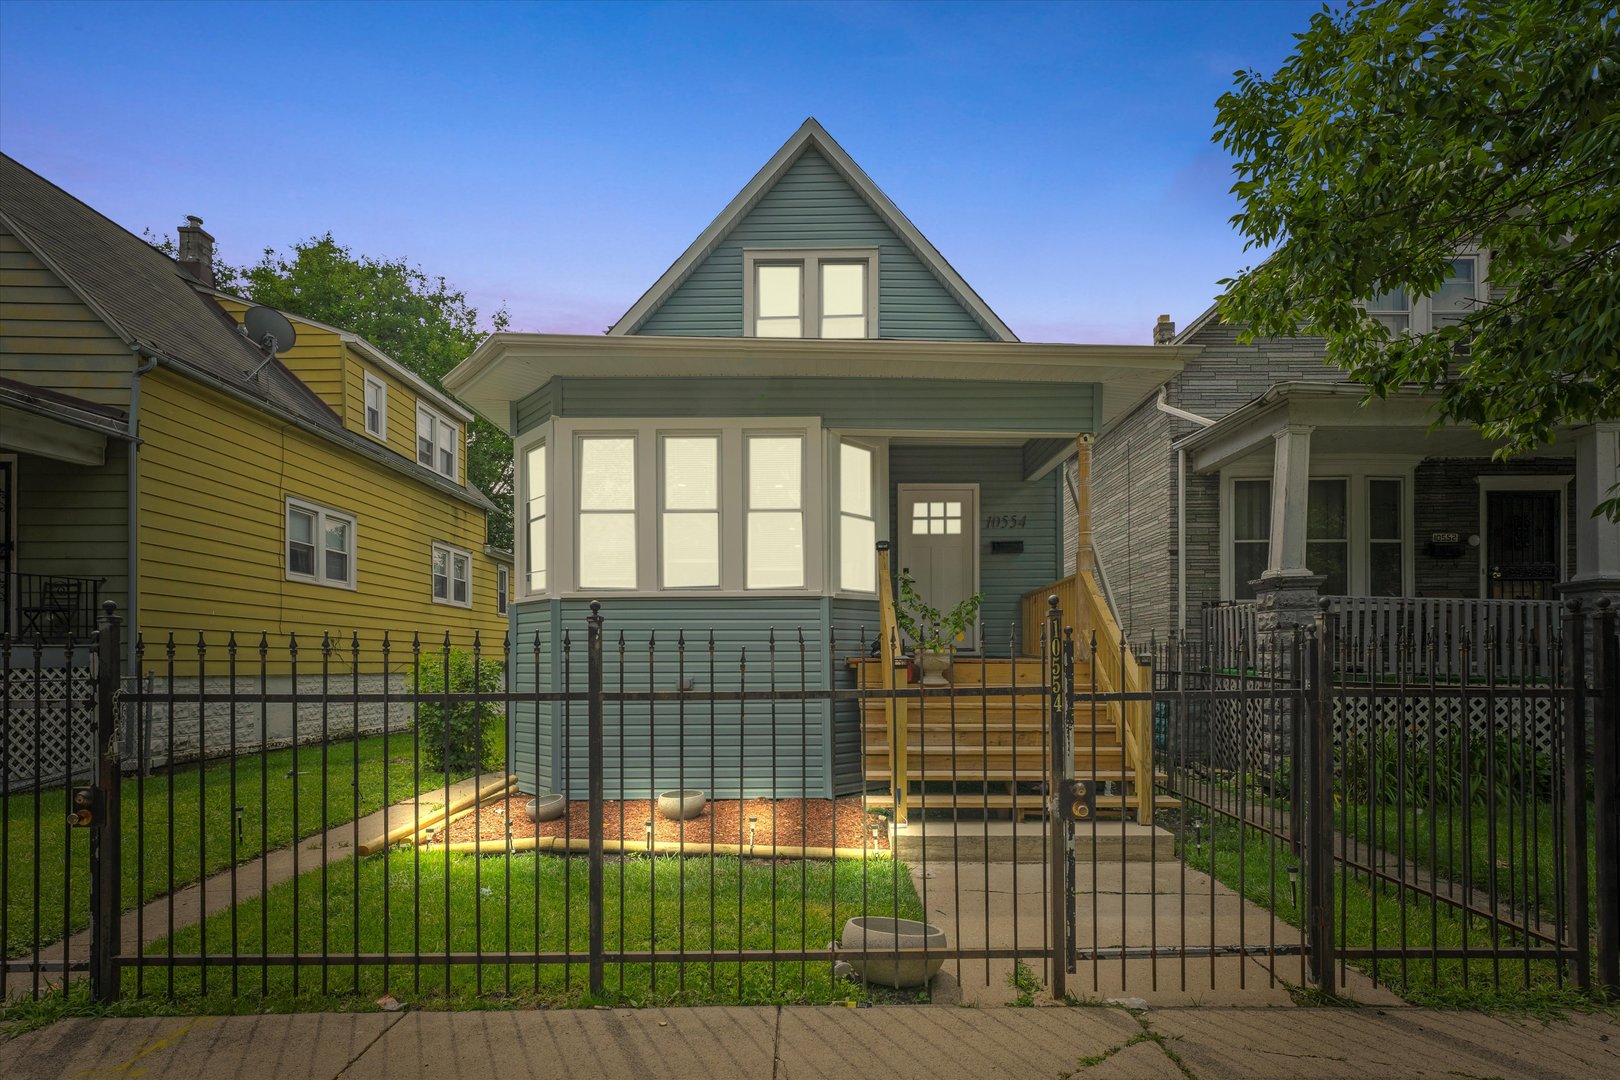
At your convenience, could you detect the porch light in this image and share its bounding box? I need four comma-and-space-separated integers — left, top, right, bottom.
748, 815, 758, 851
1287, 864, 1300, 911
644, 818, 654, 851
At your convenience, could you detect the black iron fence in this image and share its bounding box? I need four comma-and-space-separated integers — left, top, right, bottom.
2, 598, 1616, 1008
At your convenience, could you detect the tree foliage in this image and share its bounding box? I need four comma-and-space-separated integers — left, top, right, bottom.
238, 236, 513, 546
1215, 0, 1619, 515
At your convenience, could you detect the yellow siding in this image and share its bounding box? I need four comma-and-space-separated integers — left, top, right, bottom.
137, 367, 502, 673
341, 348, 468, 486
214, 296, 346, 413
0, 229, 132, 408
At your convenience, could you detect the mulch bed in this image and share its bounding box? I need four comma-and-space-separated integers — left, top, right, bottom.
438, 794, 890, 852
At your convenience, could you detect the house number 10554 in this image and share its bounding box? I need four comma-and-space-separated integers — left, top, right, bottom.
985, 514, 1027, 529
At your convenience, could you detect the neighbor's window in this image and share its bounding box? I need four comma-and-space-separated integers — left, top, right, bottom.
432, 542, 472, 607
820, 262, 867, 338
1365, 287, 1410, 334
417, 404, 458, 479
1306, 479, 1349, 596
363, 373, 387, 439
746, 434, 804, 589
1430, 257, 1477, 328
1231, 479, 1270, 600
286, 498, 356, 589
1368, 478, 1405, 596
838, 441, 876, 592
578, 436, 637, 589
754, 264, 803, 338
524, 440, 547, 593
1364, 255, 1481, 334
661, 435, 720, 588
497, 564, 510, 616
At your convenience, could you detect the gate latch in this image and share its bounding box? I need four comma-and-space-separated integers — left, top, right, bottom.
68, 787, 95, 828
1058, 778, 1096, 822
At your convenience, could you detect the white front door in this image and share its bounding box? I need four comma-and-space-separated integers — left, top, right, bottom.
898, 484, 979, 652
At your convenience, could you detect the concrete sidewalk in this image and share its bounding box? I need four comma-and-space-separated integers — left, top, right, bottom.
3, 1004, 1615, 1079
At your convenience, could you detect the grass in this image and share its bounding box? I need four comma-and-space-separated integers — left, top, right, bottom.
102, 848, 924, 1009
1178, 811, 1597, 1010
3, 732, 489, 957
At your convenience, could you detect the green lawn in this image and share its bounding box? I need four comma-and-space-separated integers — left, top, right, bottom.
3, 732, 489, 957
1180, 813, 1590, 1008
126, 850, 925, 1007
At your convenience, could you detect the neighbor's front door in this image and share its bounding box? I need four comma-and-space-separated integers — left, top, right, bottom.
898, 484, 979, 652
1485, 488, 1560, 600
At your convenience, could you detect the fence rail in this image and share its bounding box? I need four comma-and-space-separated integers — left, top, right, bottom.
3, 597, 1616, 1008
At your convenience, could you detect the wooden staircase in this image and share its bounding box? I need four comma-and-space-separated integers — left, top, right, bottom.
848, 655, 1176, 819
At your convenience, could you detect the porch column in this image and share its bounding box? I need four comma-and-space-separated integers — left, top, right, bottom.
1252, 425, 1323, 777
1073, 433, 1094, 576
1563, 422, 1620, 608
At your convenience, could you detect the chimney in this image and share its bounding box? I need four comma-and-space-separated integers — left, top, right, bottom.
1153, 313, 1176, 345
176, 215, 216, 287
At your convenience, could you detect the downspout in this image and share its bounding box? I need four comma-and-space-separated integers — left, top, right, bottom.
1155, 386, 1214, 640
127, 345, 160, 670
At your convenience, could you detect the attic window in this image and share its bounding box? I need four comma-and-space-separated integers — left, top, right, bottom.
744, 249, 877, 339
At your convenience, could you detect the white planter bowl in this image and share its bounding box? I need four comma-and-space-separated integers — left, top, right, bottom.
526, 794, 565, 823
839, 916, 946, 988
657, 788, 707, 821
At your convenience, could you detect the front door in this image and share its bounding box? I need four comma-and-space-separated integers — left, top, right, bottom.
898, 484, 979, 651
1485, 488, 1560, 600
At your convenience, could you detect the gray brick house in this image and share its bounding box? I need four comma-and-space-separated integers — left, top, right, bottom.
1073, 263, 1619, 660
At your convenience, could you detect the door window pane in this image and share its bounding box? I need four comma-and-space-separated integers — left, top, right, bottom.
747, 512, 804, 589
821, 262, 866, 338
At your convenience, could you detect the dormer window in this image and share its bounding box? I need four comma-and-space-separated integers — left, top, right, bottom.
744, 249, 877, 339
1364, 254, 1484, 335
417, 403, 458, 480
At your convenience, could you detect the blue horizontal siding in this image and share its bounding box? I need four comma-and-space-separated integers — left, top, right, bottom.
635, 148, 993, 340
830, 597, 879, 795
889, 445, 1060, 658
510, 600, 555, 794
514, 379, 557, 435
549, 376, 1095, 434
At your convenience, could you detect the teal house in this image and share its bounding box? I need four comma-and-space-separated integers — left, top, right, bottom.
445, 120, 1190, 800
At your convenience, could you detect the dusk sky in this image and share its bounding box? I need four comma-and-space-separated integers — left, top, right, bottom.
0, 0, 1319, 344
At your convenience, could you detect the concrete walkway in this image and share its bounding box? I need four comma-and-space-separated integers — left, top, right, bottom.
3, 1003, 1615, 1079
3, 774, 492, 1001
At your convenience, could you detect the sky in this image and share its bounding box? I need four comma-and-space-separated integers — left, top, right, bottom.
0, 0, 1320, 344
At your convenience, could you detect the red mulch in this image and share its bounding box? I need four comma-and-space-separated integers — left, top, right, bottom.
438, 794, 889, 852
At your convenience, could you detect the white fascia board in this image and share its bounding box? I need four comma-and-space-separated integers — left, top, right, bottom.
445, 333, 1197, 434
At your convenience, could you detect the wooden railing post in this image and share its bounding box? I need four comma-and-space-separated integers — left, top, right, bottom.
875, 542, 907, 826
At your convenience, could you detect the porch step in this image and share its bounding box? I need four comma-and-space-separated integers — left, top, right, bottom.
860, 724, 1120, 748
864, 767, 1165, 785
888, 819, 1175, 863
862, 791, 1182, 815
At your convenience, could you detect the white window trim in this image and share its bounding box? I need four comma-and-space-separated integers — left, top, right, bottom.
417, 403, 459, 480
284, 496, 358, 590
830, 433, 888, 597
1475, 475, 1572, 597
514, 422, 553, 602
431, 541, 473, 608
547, 417, 824, 599
742, 248, 879, 339
1218, 455, 1417, 599
363, 372, 388, 441
1364, 248, 1489, 335
497, 564, 509, 617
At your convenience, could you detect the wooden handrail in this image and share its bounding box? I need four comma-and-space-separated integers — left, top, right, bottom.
874, 542, 907, 824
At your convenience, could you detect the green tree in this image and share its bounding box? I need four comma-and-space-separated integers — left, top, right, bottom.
1214, 0, 1619, 517
240, 236, 514, 546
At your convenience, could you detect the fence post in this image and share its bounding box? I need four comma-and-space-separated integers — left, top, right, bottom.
1563, 600, 1591, 992
1305, 603, 1335, 996
91, 600, 123, 1003
1046, 595, 1068, 1000
1591, 599, 1617, 994
586, 601, 605, 998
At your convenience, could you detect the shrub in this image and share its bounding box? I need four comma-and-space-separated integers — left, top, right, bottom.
417, 649, 505, 775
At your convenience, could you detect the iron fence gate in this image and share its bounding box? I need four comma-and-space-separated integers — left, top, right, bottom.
2, 598, 1616, 1007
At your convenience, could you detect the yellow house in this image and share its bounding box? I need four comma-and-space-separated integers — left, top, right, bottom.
0, 153, 508, 719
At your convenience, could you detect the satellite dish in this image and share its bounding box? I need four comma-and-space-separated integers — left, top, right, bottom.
243, 306, 297, 357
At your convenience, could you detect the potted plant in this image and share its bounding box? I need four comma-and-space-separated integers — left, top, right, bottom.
894, 569, 983, 686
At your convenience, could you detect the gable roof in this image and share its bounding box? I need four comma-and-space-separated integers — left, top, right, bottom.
609, 118, 1017, 341
0, 153, 492, 511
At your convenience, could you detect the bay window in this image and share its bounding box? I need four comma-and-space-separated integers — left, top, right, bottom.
838, 440, 877, 592
524, 440, 547, 593
746, 435, 804, 589
661, 435, 720, 588
578, 436, 638, 590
